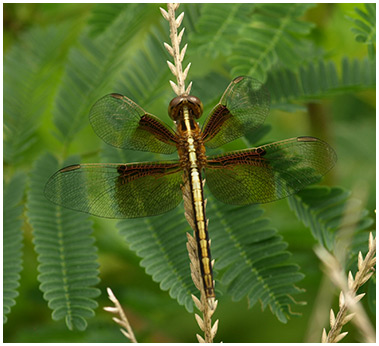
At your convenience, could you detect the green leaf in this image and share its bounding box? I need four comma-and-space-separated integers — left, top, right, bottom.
87, 3, 130, 36
207, 195, 304, 323
181, 3, 202, 34
53, 4, 158, 146
288, 186, 374, 251
228, 3, 315, 81
347, 4, 376, 59
266, 57, 375, 106
190, 3, 254, 58
117, 210, 196, 312
27, 153, 100, 330
3, 172, 26, 324
4, 24, 71, 165
114, 24, 173, 109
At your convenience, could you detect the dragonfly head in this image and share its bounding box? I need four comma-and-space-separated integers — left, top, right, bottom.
168, 95, 203, 120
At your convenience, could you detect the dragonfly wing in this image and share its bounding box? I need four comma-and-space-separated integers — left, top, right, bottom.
205, 137, 337, 204
89, 94, 178, 154
202, 76, 270, 148
44, 161, 183, 218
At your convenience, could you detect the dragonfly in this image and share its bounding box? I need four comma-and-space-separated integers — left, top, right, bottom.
45, 76, 337, 300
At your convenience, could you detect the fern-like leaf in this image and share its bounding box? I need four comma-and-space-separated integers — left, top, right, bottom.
114, 24, 172, 109
3, 172, 26, 324
87, 3, 130, 36
347, 4, 376, 59
27, 153, 101, 330
266, 57, 375, 106
4, 24, 70, 165
191, 3, 254, 58
181, 3, 202, 34
229, 3, 315, 81
288, 186, 374, 251
117, 210, 196, 312
207, 192, 304, 323
53, 5, 156, 146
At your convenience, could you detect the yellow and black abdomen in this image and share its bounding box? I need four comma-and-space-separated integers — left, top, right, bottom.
188, 165, 214, 298
176, 104, 215, 298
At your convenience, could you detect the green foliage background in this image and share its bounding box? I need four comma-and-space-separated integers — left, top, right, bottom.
3, 3, 375, 342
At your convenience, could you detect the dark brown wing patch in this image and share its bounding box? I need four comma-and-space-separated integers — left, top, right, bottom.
201, 104, 232, 143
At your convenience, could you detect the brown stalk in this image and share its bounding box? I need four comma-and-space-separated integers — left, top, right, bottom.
104, 287, 138, 343
161, 4, 218, 342
316, 233, 376, 343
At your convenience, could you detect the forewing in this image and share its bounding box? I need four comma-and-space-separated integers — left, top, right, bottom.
44, 162, 183, 218
205, 137, 337, 204
202, 76, 270, 148
89, 94, 178, 154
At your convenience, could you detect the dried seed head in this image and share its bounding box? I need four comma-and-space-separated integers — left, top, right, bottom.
120, 329, 131, 339
207, 297, 216, 310
342, 312, 356, 324
180, 43, 188, 62
347, 271, 354, 289
329, 309, 336, 327
161, 3, 191, 95
353, 292, 365, 304
195, 313, 204, 331
368, 232, 374, 249
360, 272, 373, 286
183, 62, 191, 80
192, 294, 202, 311
103, 306, 118, 313
164, 42, 173, 56
167, 60, 176, 75
169, 80, 180, 95
196, 334, 205, 343
159, 7, 169, 20
211, 319, 219, 338
339, 291, 345, 308
321, 328, 327, 343
176, 12, 184, 27
334, 331, 348, 343
185, 81, 192, 95
358, 251, 364, 269
177, 27, 185, 44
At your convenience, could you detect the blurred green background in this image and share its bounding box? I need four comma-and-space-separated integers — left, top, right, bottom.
3, 3, 375, 342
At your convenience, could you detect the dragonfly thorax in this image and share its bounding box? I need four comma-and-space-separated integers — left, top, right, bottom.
168, 95, 203, 120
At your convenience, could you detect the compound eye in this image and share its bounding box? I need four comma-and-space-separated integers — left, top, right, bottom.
188, 96, 203, 119
168, 96, 183, 120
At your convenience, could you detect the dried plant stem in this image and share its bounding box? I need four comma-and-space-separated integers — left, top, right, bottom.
104, 287, 138, 343
316, 233, 376, 343
160, 3, 191, 95
183, 178, 218, 343
305, 186, 371, 342
161, 3, 218, 343
189, 233, 219, 343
